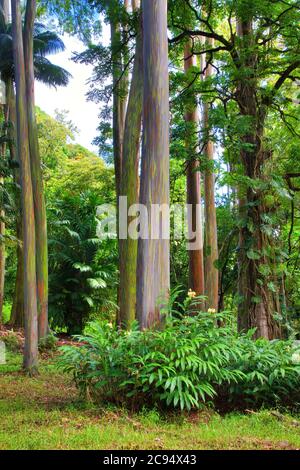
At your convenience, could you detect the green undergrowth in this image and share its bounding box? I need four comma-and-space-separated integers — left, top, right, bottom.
59, 314, 300, 412
1, 352, 300, 450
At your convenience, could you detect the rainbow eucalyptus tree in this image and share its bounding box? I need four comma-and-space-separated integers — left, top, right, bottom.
119, 0, 143, 327
24, 0, 48, 340
0, 0, 9, 323
0, 6, 70, 328
203, 39, 218, 312
184, 38, 205, 302
136, 0, 170, 329
11, 0, 38, 373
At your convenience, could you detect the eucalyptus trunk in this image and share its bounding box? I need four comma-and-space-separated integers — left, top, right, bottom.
184, 39, 205, 301
236, 20, 281, 339
24, 0, 48, 340
136, 0, 170, 329
0, 0, 9, 324
203, 42, 219, 312
10, 224, 24, 328
11, 0, 38, 373
110, 21, 127, 201
118, 1, 143, 327
0, 106, 8, 323
5, 78, 25, 328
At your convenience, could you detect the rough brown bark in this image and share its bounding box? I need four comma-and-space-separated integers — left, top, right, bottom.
24, 0, 49, 340
236, 20, 281, 339
118, 1, 143, 328
184, 39, 205, 301
11, 0, 38, 373
136, 0, 170, 329
203, 40, 219, 312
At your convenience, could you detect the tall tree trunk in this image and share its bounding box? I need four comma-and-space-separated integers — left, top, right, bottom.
110, 4, 129, 321
5, 78, 25, 328
0, 0, 9, 324
118, 0, 143, 327
203, 41, 219, 312
0, 0, 9, 19
11, 0, 38, 373
24, 0, 48, 340
136, 0, 170, 329
236, 20, 281, 339
10, 224, 24, 328
110, 21, 127, 201
184, 39, 205, 302
0, 105, 8, 324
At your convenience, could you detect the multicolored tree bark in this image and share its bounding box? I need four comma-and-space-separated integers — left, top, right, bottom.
11, 0, 38, 373
184, 39, 205, 302
119, 0, 143, 327
0, 0, 9, 324
24, 0, 49, 340
136, 0, 170, 329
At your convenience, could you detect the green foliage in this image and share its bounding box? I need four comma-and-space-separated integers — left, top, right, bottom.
0, 16, 71, 85
2, 332, 20, 353
47, 191, 117, 334
38, 334, 58, 353
59, 313, 300, 411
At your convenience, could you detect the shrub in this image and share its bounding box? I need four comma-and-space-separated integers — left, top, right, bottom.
1, 332, 21, 353
38, 334, 58, 353
58, 313, 300, 411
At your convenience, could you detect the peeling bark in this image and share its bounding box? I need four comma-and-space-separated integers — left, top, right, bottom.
4, 78, 25, 328
136, 0, 170, 329
184, 39, 205, 302
24, 0, 49, 340
11, 0, 38, 373
0, 0, 9, 324
119, 3, 143, 327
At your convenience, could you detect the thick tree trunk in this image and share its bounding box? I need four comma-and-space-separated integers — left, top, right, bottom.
0, 105, 8, 323
11, 0, 38, 373
136, 0, 170, 329
184, 39, 205, 301
24, 0, 48, 340
110, 10, 129, 321
203, 43, 219, 312
118, 1, 143, 328
110, 21, 127, 201
10, 224, 24, 328
0, 0, 9, 324
236, 20, 281, 339
5, 78, 25, 328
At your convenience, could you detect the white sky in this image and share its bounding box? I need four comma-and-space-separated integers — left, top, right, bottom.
35, 34, 102, 153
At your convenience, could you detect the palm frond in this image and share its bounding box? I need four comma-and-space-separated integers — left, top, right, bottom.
34, 56, 72, 87
34, 31, 66, 56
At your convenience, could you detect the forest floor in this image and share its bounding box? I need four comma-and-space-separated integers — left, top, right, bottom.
1, 351, 300, 450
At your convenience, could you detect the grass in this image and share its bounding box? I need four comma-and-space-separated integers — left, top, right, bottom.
0, 352, 300, 450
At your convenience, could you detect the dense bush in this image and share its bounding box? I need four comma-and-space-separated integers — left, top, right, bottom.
59, 313, 300, 411
38, 334, 58, 353
1, 331, 22, 353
